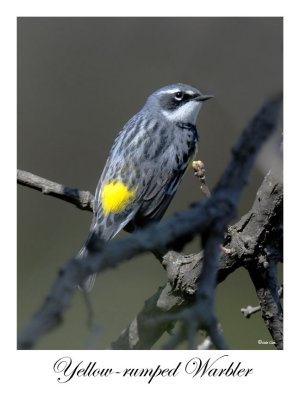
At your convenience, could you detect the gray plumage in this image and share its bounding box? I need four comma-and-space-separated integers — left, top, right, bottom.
78, 83, 213, 291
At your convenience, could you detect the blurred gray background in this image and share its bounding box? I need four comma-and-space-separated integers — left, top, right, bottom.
17, 17, 283, 349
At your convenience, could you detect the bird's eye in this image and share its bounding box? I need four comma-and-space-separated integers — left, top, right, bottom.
174, 91, 184, 101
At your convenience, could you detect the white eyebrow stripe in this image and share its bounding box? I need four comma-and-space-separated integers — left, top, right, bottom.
159, 89, 181, 95
159, 89, 197, 96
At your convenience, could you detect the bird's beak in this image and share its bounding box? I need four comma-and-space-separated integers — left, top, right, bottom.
195, 94, 214, 102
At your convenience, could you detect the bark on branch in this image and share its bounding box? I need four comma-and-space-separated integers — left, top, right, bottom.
17, 170, 94, 211
111, 168, 283, 349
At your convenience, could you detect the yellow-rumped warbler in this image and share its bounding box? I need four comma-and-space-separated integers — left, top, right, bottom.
78, 83, 213, 291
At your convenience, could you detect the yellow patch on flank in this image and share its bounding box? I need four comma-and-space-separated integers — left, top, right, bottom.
101, 181, 137, 215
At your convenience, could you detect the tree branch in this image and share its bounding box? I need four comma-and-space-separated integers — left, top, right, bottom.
240, 305, 261, 318
17, 169, 94, 211
241, 285, 283, 319
192, 160, 211, 197
111, 167, 283, 349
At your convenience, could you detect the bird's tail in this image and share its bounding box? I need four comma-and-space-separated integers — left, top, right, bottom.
76, 225, 110, 292
76, 246, 98, 292
77, 207, 140, 292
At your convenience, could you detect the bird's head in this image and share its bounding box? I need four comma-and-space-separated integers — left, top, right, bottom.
145, 83, 214, 125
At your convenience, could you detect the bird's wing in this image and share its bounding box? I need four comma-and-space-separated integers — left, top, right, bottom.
135, 145, 191, 224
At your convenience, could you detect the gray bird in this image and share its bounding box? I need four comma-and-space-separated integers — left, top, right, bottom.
78, 83, 213, 290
